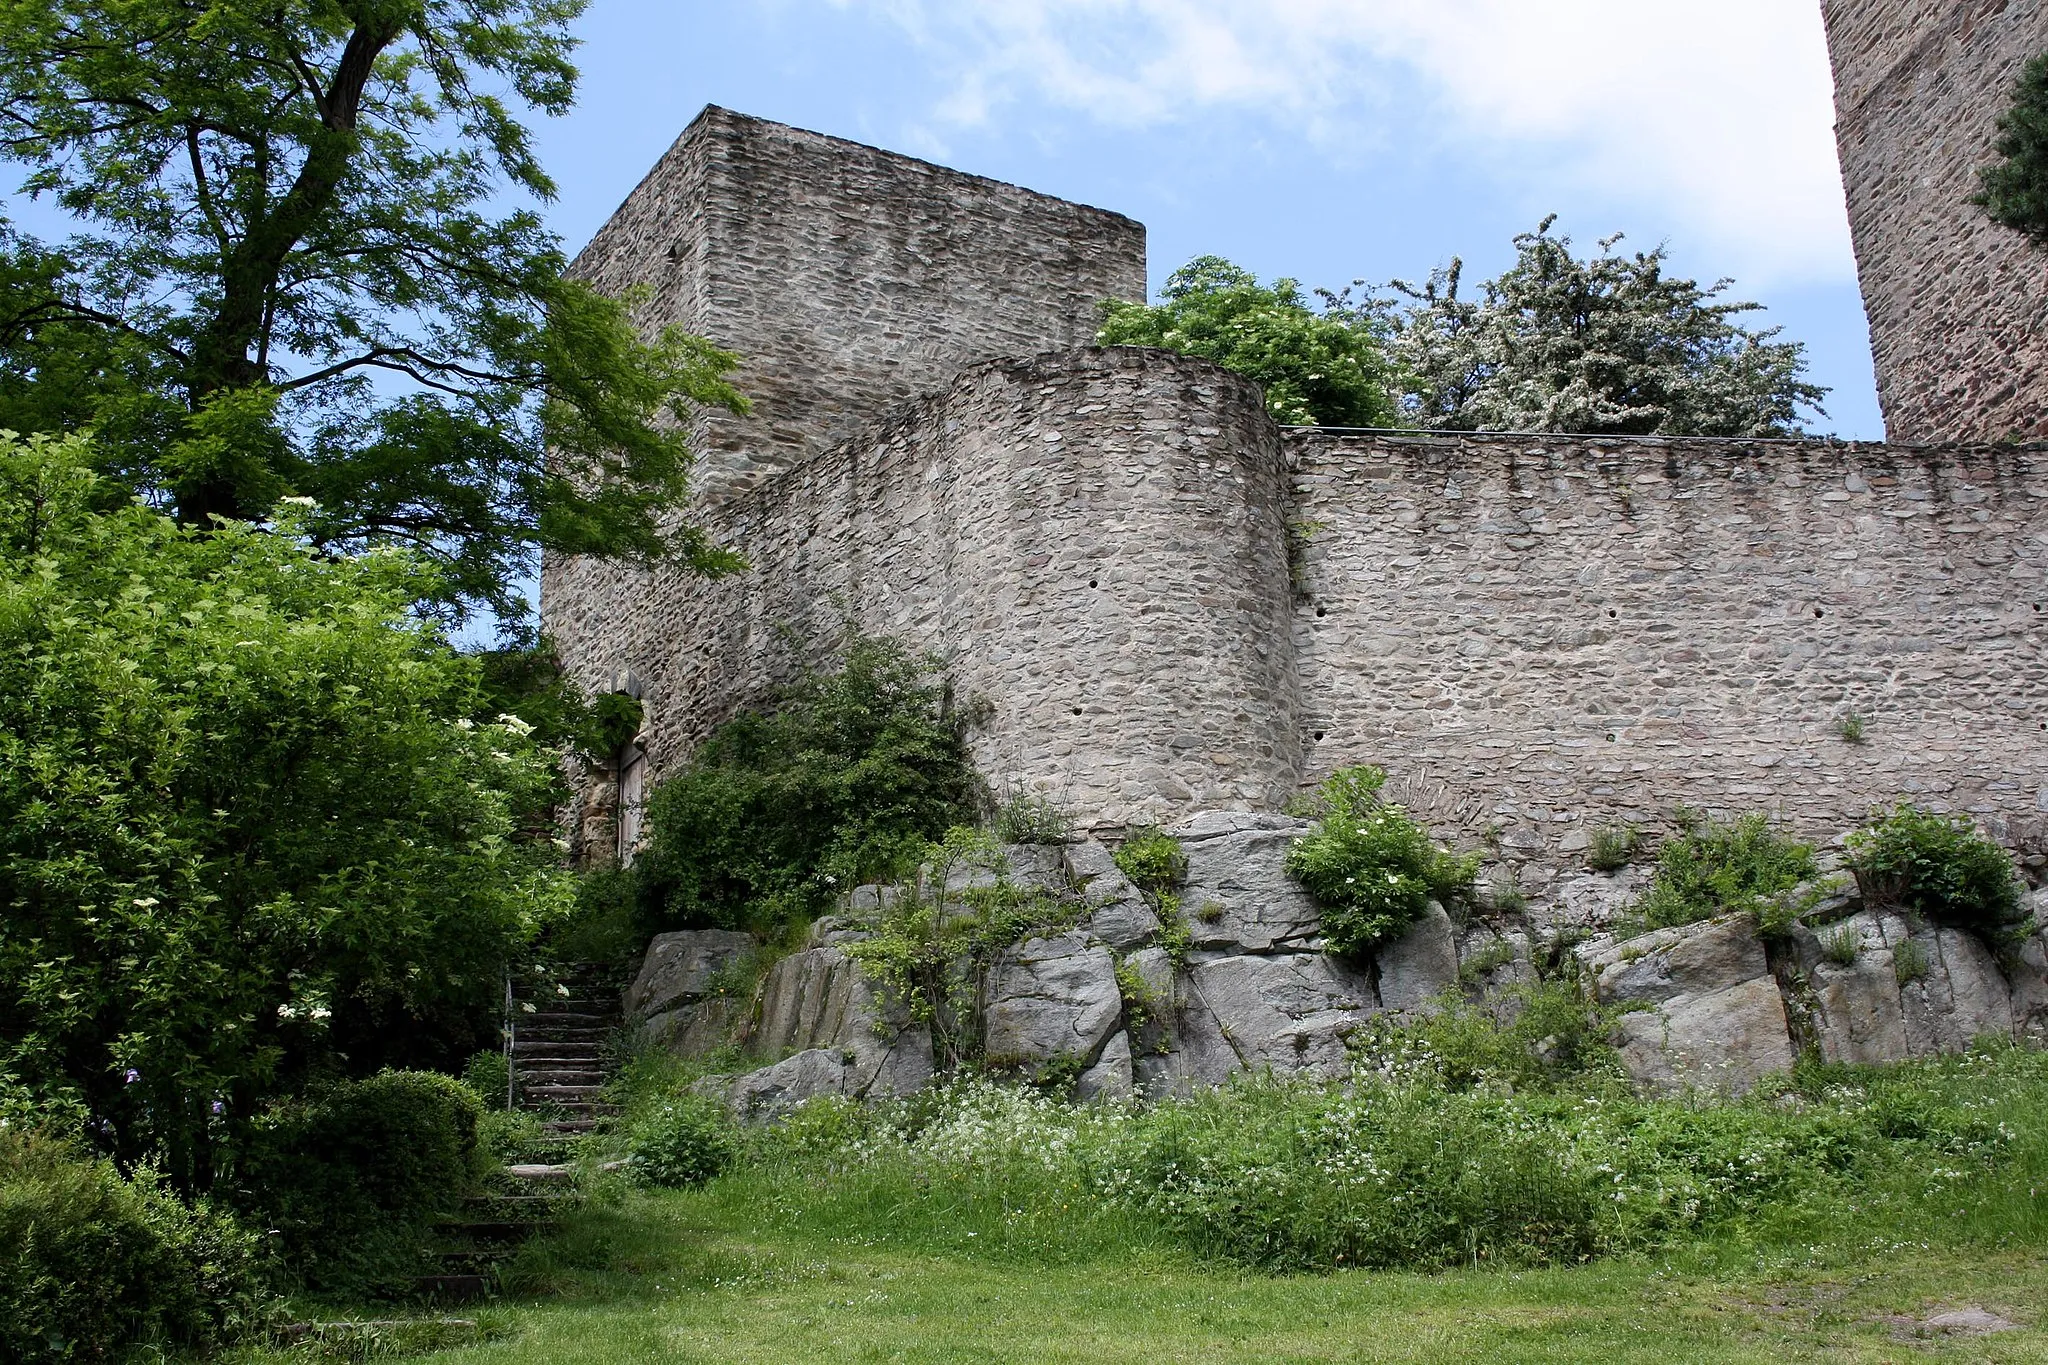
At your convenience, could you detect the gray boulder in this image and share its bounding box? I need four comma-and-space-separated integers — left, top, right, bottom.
1375, 903, 1459, 1011
1074, 1031, 1134, 1101
1062, 842, 1159, 951
1170, 951, 1377, 1082
716, 1049, 854, 1122
750, 943, 933, 1099
983, 931, 1122, 1065
624, 928, 755, 1022
1583, 915, 1794, 1093
1803, 914, 1909, 1065
1166, 812, 1320, 953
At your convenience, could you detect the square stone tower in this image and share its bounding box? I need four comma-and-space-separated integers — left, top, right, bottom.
1823, 0, 2048, 443
569, 106, 1148, 498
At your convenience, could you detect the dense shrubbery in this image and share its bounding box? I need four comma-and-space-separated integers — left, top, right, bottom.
235, 1071, 485, 1295
627, 1095, 737, 1189
1849, 804, 2027, 939
1629, 810, 1818, 933
1284, 766, 1478, 956
1, 1128, 270, 1361
631, 635, 981, 938
0, 435, 573, 1180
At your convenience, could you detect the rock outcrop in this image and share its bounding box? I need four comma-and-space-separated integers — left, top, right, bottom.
620, 825, 2048, 1115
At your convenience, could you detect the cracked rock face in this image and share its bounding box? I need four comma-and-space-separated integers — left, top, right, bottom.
1583, 916, 1796, 1094
983, 931, 1122, 1065
625, 929, 755, 1022
1168, 812, 1321, 953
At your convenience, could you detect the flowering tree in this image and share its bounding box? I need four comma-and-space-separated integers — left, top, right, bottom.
0, 435, 572, 1185
1355, 218, 1828, 436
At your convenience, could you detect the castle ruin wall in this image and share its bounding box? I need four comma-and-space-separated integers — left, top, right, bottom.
545, 347, 1303, 841
1291, 429, 2048, 862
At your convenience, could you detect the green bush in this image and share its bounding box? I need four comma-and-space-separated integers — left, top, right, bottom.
631, 634, 980, 938
1847, 804, 2026, 939
1630, 811, 1818, 932
627, 1095, 737, 1189
1284, 766, 1478, 955
1357, 981, 1622, 1091
1112, 827, 1187, 895
462, 1050, 511, 1111
1585, 825, 1639, 873
1, 1128, 270, 1361
0, 435, 572, 1177
237, 1071, 484, 1294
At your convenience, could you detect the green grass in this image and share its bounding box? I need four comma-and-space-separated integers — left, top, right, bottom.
234, 1192, 2048, 1363
232, 1043, 2048, 1363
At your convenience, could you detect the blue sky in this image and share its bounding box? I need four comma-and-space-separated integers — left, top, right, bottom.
530, 0, 1883, 439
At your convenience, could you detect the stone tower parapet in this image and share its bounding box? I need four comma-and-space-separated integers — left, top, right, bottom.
570, 106, 1147, 499
1823, 0, 2048, 442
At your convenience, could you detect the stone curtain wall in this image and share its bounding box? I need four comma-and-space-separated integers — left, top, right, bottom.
545, 348, 1302, 836
1823, 0, 2048, 442
568, 106, 1147, 500
1289, 429, 2048, 862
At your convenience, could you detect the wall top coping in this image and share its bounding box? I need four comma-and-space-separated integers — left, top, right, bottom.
1289, 426, 2048, 459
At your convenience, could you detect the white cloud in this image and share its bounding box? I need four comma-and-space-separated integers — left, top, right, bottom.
827, 0, 1853, 284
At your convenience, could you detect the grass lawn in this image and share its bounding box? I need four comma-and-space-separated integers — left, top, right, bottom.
242, 1186, 2048, 1363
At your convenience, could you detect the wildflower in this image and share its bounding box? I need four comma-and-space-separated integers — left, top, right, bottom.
132, 897, 159, 907
123, 1068, 140, 1085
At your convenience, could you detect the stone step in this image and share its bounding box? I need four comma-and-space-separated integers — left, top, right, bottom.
513, 1028, 610, 1044
513, 1010, 616, 1025
414, 1273, 494, 1302
506, 1162, 576, 1182
540, 1118, 606, 1135
516, 1068, 606, 1085
512, 1047, 606, 1064
436, 1220, 549, 1244
522, 1084, 606, 1103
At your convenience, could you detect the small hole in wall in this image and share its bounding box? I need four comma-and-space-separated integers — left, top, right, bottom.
1313, 731, 1325, 741
1608, 733, 1619, 742
1814, 607, 1825, 618
1089, 578, 1099, 588
1072, 706, 1083, 716
1607, 609, 1617, 619
1315, 606, 1327, 618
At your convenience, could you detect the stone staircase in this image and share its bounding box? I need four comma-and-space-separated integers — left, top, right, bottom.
510, 961, 626, 1140
414, 962, 626, 1301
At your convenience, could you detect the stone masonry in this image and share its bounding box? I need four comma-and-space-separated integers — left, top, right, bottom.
1823, 0, 2048, 442
568, 105, 1146, 500
544, 101, 2048, 883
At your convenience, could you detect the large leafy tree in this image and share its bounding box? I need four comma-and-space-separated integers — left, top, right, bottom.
1097, 256, 1401, 427
1364, 219, 1828, 436
0, 0, 744, 619
0, 433, 573, 1185
1976, 51, 2048, 244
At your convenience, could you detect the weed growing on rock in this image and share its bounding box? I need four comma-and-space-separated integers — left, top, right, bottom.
1895, 938, 1932, 985
1822, 925, 1863, 967
1284, 765, 1479, 956
993, 793, 1073, 846
1113, 828, 1188, 896
1848, 804, 2026, 942
1586, 825, 1640, 873
1628, 810, 1818, 933
1838, 710, 1868, 744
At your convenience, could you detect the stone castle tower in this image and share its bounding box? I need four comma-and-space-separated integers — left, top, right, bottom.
1823, 0, 2048, 442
